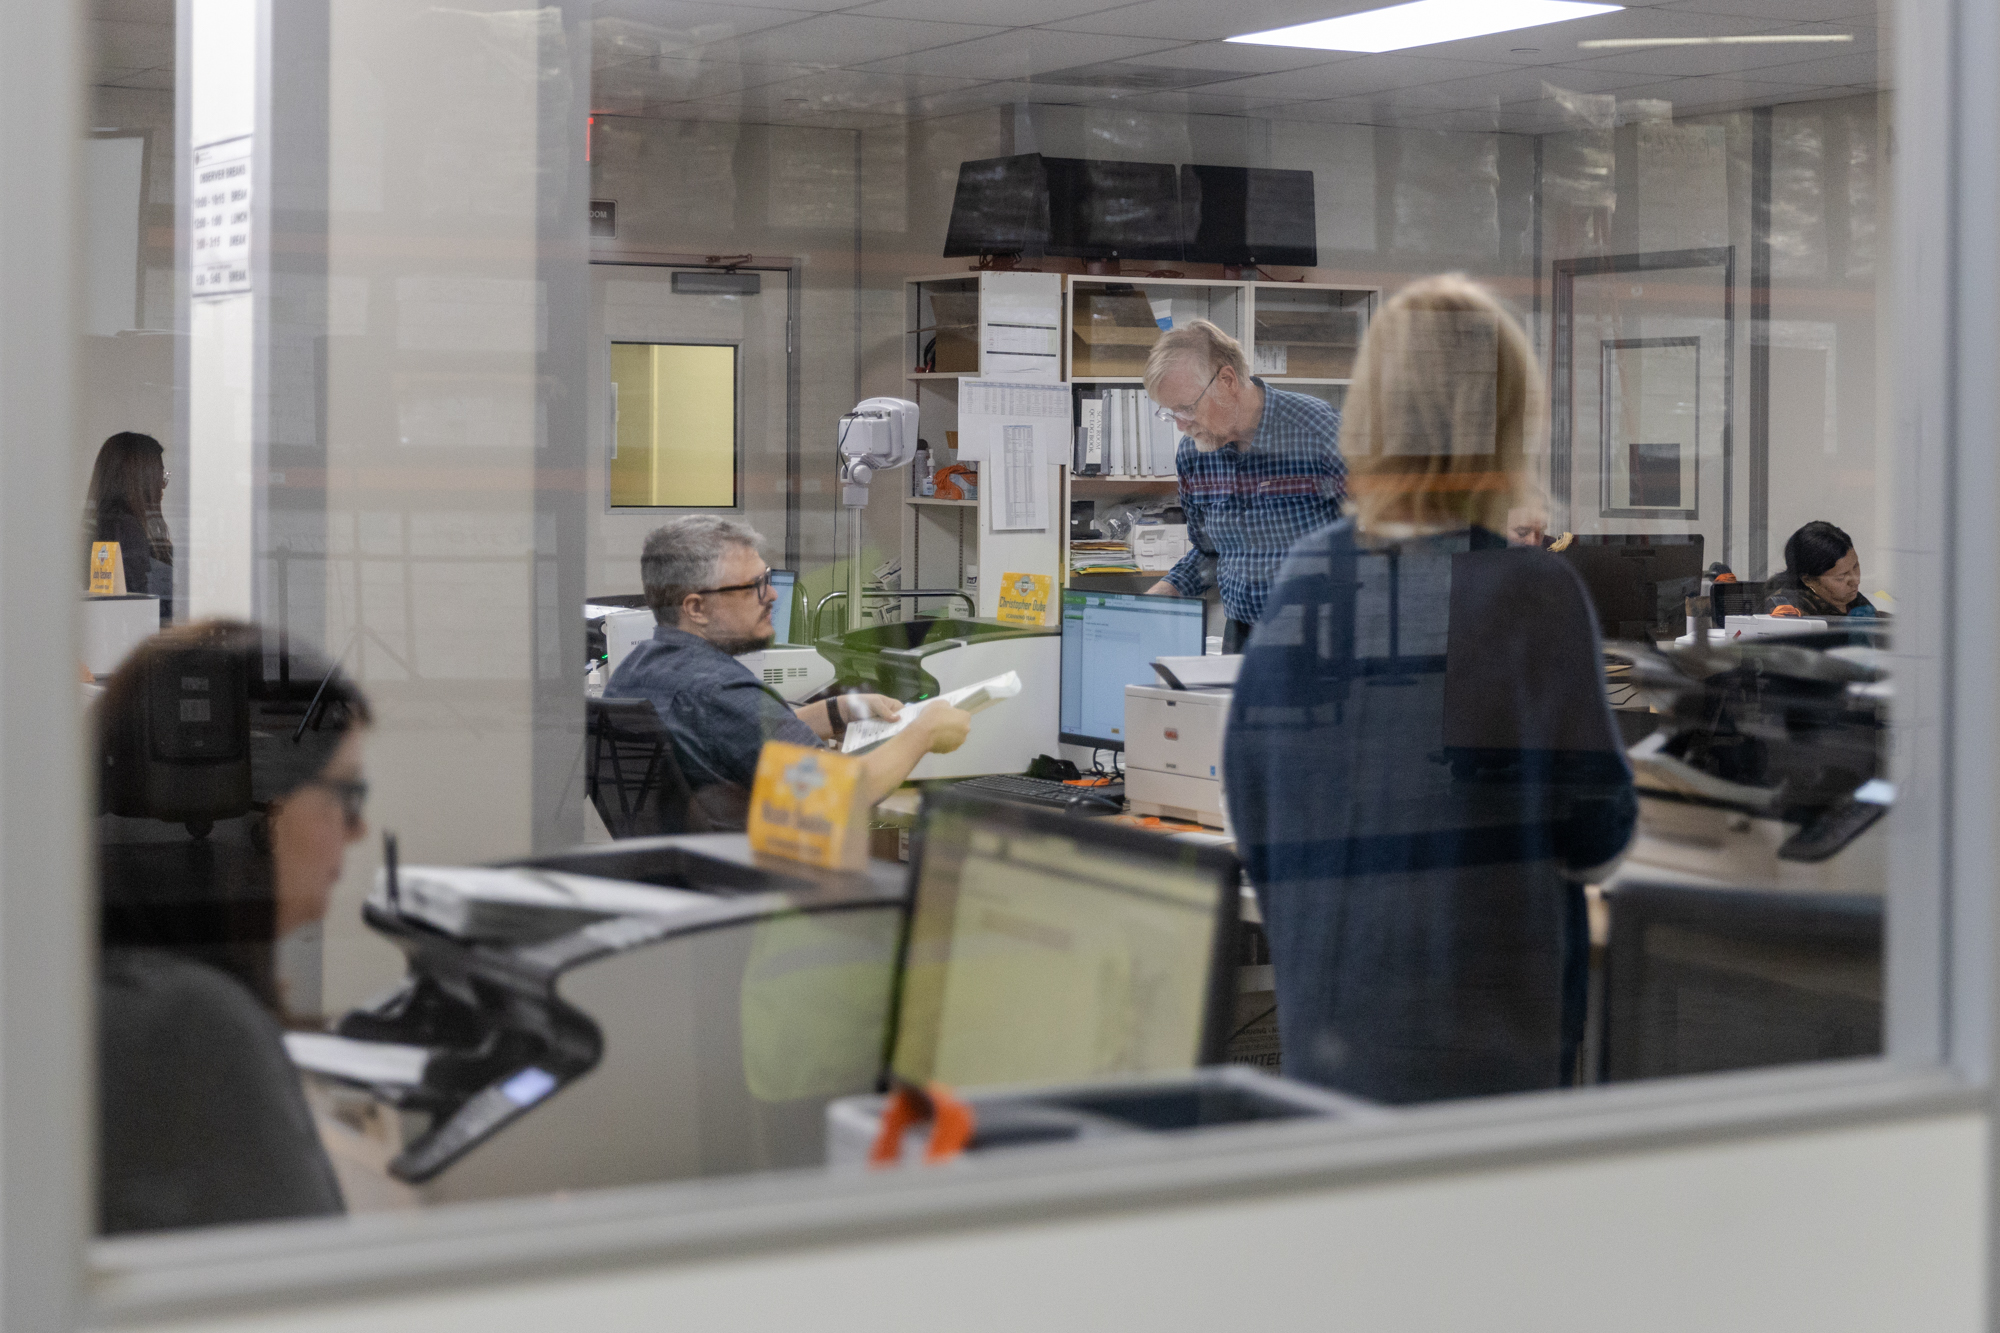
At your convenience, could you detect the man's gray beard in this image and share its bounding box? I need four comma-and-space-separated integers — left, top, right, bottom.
717, 630, 777, 657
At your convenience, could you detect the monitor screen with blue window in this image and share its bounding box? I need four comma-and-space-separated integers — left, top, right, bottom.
1060, 589, 1206, 749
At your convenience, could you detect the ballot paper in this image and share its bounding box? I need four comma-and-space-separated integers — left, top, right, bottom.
840, 671, 1022, 756
369, 866, 713, 941
284, 1032, 431, 1088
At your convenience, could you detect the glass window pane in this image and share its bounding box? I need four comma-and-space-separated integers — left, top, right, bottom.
610, 342, 738, 509
75, 0, 1914, 1251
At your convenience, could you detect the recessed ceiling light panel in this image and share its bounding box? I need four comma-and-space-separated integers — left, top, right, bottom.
1228, 0, 1622, 54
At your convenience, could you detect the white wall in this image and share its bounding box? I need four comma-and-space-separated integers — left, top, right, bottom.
141, 1111, 1984, 1333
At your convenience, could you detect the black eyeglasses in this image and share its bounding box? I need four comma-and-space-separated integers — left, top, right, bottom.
304, 777, 369, 829
697, 568, 774, 600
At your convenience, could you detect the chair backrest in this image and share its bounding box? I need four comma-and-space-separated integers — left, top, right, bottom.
1601, 881, 1881, 1083
585, 697, 715, 838
1710, 579, 1769, 622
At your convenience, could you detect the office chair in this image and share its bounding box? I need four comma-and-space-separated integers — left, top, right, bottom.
1599, 881, 1881, 1083
1709, 580, 1769, 622
584, 697, 747, 837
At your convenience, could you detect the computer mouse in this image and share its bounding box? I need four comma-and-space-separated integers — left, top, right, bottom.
1064, 791, 1122, 816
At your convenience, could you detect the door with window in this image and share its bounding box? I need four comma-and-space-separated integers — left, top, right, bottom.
587, 263, 794, 597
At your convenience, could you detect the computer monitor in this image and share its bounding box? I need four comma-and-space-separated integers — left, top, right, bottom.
1179, 164, 1318, 268
768, 569, 798, 645
1060, 589, 1207, 749
1555, 535, 1705, 644
1043, 157, 1184, 263
942, 153, 1052, 259
887, 789, 1238, 1090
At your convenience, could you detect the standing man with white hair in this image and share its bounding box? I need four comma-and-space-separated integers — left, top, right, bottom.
1142, 319, 1347, 652
609, 515, 970, 821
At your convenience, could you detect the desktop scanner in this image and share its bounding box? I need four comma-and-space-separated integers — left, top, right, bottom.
300, 837, 907, 1201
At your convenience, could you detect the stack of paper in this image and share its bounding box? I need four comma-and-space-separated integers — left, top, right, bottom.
285, 1032, 431, 1088
1070, 540, 1139, 575
369, 866, 713, 942
1073, 389, 1182, 477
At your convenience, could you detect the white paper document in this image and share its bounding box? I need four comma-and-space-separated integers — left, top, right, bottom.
285, 1032, 430, 1087
368, 866, 713, 940
841, 671, 1023, 755
957, 378, 1069, 530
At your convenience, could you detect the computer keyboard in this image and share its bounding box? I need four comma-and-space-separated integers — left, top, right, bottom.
952, 774, 1124, 810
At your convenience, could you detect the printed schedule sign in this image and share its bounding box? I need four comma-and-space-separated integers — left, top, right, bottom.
191, 135, 253, 298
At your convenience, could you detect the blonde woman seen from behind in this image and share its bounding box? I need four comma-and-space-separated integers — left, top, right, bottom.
1223, 275, 1636, 1105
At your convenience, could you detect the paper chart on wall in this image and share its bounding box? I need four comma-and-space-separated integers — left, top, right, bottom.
957, 378, 1069, 531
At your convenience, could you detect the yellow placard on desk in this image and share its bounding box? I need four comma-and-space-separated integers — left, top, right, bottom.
747, 740, 869, 871
995, 571, 1052, 627
88, 542, 126, 596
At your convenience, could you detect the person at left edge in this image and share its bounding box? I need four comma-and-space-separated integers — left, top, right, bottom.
1141, 319, 1346, 653
86, 431, 175, 617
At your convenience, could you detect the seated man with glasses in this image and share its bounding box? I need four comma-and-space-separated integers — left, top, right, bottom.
1141, 320, 1347, 652
609, 515, 970, 823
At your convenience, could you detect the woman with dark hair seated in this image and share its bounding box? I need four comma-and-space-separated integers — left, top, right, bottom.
96, 621, 371, 1234
1765, 521, 1879, 619
85, 431, 174, 615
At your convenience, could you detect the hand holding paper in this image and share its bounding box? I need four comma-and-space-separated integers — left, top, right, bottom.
840, 671, 1022, 755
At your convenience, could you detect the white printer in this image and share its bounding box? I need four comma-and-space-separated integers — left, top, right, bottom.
1124, 655, 1238, 828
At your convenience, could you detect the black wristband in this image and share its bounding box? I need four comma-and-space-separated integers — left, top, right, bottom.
826, 696, 848, 742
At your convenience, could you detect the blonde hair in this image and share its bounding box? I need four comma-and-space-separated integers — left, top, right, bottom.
1143, 319, 1250, 399
1343, 274, 1545, 536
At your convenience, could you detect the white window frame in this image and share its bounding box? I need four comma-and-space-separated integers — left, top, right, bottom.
0, 0, 1989, 1326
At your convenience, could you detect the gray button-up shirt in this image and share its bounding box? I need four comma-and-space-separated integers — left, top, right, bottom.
607, 625, 822, 791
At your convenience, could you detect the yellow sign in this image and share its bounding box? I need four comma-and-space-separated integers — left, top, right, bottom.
747, 740, 869, 871
88, 542, 126, 596
995, 571, 1052, 627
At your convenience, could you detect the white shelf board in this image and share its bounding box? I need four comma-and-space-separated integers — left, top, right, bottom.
1071, 474, 1179, 484
905, 495, 978, 506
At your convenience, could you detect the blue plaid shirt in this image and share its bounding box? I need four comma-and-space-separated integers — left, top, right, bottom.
1162, 380, 1347, 625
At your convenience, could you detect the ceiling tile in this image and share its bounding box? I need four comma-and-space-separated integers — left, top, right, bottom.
1731, 48, 1881, 83
1413, 5, 1776, 64
1112, 39, 1353, 73
725, 14, 1009, 67
852, 29, 1185, 79
1042, 0, 1377, 43
1649, 0, 1878, 19
1091, 88, 1295, 114
1558, 34, 1855, 77
848, 0, 1132, 24
1208, 53, 1513, 100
